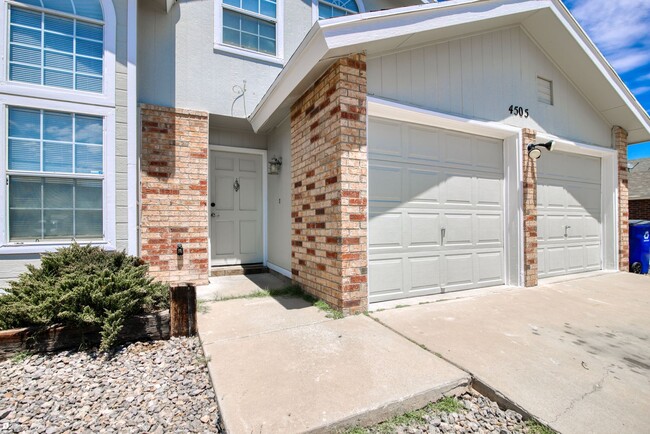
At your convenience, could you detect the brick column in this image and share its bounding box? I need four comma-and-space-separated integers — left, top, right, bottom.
140, 105, 209, 285
290, 54, 367, 314
522, 128, 538, 287
614, 126, 629, 271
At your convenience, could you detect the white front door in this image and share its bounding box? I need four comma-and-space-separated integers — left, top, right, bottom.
537, 151, 602, 278
210, 151, 263, 265
368, 118, 505, 303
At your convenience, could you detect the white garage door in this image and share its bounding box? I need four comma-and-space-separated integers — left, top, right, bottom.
368, 118, 504, 303
537, 151, 602, 279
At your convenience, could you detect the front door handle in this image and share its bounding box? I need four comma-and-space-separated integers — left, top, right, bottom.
233, 178, 240, 192
211, 212, 219, 218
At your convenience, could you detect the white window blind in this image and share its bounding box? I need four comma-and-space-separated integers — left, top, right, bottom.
9, 6, 104, 92
7, 107, 104, 241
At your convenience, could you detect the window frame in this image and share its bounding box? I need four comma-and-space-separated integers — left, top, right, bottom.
214, 0, 285, 65
0, 0, 116, 107
311, 0, 363, 22
0, 95, 116, 254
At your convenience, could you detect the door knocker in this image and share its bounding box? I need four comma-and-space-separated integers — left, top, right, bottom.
233, 178, 240, 192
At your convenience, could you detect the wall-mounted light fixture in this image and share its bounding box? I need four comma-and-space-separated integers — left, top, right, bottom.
527, 140, 555, 160
268, 156, 282, 175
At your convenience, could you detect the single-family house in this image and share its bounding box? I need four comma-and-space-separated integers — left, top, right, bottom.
629, 158, 650, 220
1, 0, 649, 312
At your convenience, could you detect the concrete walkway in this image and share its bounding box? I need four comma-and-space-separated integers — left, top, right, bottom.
373, 272, 650, 434
196, 273, 292, 300
197, 293, 470, 433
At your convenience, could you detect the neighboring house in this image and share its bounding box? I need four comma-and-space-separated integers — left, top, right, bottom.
1, 0, 649, 312
629, 159, 650, 220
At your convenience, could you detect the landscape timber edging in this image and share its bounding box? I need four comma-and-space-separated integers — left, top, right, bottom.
0, 310, 170, 361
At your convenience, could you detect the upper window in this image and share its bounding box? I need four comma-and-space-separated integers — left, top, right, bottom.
318, 0, 359, 19
221, 0, 277, 56
8, 1, 104, 93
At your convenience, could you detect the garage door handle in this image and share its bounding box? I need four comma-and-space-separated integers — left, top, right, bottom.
441, 227, 446, 245
564, 225, 571, 237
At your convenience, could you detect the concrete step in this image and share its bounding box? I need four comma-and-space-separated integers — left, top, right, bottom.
210, 263, 268, 277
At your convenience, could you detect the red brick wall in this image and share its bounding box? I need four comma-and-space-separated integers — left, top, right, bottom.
522, 128, 538, 287
140, 104, 209, 285
290, 54, 368, 314
614, 126, 629, 271
630, 199, 650, 220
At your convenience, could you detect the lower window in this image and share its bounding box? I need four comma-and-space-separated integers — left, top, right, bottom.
6, 106, 104, 242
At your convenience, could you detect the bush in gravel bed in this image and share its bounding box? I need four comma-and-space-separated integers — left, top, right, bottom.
0, 244, 169, 352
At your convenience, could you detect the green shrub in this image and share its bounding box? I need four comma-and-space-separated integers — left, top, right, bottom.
0, 244, 169, 351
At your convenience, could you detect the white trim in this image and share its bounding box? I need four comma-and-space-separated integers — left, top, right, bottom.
0, 95, 117, 254
0, 0, 117, 107
311, 0, 365, 24
535, 132, 619, 273
126, 0, 138, 255
208, 144, 268, 267
213, 0, 285, 64
267, 261, 291, 278
367, 97, 523, 287
367, 96, 521, 138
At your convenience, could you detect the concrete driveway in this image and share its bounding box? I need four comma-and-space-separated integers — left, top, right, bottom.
372, 272, 650, 434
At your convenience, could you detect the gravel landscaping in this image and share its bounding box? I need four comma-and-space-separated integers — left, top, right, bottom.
0, 337, 223, 433
347, 391, 552, 434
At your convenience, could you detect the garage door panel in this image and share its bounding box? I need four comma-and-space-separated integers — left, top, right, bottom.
546, 247, 567, 274
408, 213, 441, 247
444, 132, 473, 166
584, 215, 601, 239
477, 214, 502, 244
444, 214, 473, 246
477, 251, 503, 283
567, 246, 585, 271
586, 244, 601, 268
477, 176, 502, 206
408, 126, 442, 163
369, 212, 403, 248
370, 165, 402, 203
540, 183, 567, 208
410, 256, 442, 291
566, 215, 587, 239
408, 168, 442, 204
543, 215, 567, 241
445, 253, 474, 287
474, 137, 504, 172
569, 185, 600, 211
368, 118, 402, 158
368, 258, 404, 297
444, 173, 473, 205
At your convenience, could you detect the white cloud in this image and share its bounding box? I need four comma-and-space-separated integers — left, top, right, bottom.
632, 86, 650, 96
567, 0, 650, 74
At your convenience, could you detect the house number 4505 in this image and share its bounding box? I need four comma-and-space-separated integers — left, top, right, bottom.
509, 105, 529, 118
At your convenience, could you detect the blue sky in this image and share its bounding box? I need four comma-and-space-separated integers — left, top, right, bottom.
561, 0, 650, 160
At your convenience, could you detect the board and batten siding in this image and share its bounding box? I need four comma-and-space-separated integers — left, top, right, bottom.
0, 0, 131, 288
367, 26, 612, 148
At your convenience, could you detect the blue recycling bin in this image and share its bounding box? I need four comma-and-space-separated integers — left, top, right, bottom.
629, 220, 650, 274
